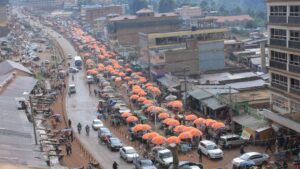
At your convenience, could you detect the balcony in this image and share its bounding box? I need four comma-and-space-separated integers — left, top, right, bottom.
289, 64, 300, 73
290, 88, 300, 96
289, 41, 300, 50
269, 60, 287, 70
269, 16, 286, 24
288, 16, 300, 25
271, 82, 288, 91
270, 38, 286, 47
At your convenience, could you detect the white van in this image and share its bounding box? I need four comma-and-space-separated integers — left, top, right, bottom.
69, 84, 76, 93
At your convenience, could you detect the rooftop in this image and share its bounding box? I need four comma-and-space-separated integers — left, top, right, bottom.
0, 60, 32, 76
205, 15, 253, 23
109, 12, 178, 21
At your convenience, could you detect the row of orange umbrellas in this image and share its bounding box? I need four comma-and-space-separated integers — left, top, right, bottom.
142, 132, 181, 145
193, 118, 225, 129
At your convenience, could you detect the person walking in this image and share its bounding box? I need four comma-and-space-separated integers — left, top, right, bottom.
77, 123, 82, 134
240, 144, 245, 155
265, 139, 273, 153
85, 124, 90, 136
197, 148, 202, 162
68, 119, 72, 128
112, 161, 118, 169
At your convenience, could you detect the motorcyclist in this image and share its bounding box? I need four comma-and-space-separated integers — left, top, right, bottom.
72, 75, 74, 81
112, 161, 118, 169
85, 124, 90, 136
77, 123, 82, 134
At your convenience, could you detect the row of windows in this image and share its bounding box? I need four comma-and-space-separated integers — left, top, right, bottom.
270, 5, 300, 16
291, 78, 300, 90
271, 73, 288, 86
270, 50, 300, 65
291, 54, 300, 66
270, 29, 300, 41
272, 94, 300, 113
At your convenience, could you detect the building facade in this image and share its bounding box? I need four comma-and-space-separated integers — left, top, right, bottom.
175, 6, 202, 18
267, 0, 300, 133
22, 0, 63, 10
107, 8, 181, 47
81, 5, 124, 23
0, 0, 10, 37
205, 15, 253, 28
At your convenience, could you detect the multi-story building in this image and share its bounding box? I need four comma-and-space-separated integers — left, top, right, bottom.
23, 0, 63, 10
0, 0, 10, 37
264, 0, 300, 133
175, 6, 202, 19
107, 8, 181, 47
81, 5, 124, 24
139, 28, 228, 78
205, 15, 253, 28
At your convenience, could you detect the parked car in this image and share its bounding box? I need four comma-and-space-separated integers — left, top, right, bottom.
92, 119, 103, 130
169, 161, 203, 169
219, 134, 247, 149
134, 158, 157, 169
69, 67, 79, 73
98, 127, 112, 138
120, 146, 139, 162
198, 140, 223, 159
149, 147, 173, 168
232, 152, 269, 168
107, 137, 123, 151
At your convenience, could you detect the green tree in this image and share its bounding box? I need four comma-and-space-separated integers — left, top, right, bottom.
231, 6, 242, 15
200, 0, 208, 10
131, 0, 148, 13
245, 20, 257, 28
158, 0, 176, 13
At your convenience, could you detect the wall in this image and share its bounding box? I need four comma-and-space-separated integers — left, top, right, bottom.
198, 41, 225, 72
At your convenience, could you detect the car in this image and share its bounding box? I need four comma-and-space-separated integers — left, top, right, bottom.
32, 56, 40, 61
120, 146, 139, 162
68, 84, 76, 93
87, 75, 94, 84
69, 67, 79, 73
198, 140, 223, 159
91, 119, 103, 130
149, 147, 173, 168
107, 137, 123, 151
134, 158, 157, 169
44, 60, 50, 64
169, 161, 203, 169
232, 152, 270, 168
98, 127, 112, 139
219, 134, 247, 149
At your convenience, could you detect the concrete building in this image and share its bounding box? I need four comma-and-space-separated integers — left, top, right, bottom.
22, 0, 63, 10
205, 15, 254, 28
175, 6, 202, 18
139, 28, 228, 77
81, 5, 124, 24
107, 8, 181, 47
264, 0, 300, 133
0, 0, 10, 38
224, 40, 245, 59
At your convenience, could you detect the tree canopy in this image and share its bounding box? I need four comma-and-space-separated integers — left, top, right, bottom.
131, 0, 148, 13
158, 0, 176, 13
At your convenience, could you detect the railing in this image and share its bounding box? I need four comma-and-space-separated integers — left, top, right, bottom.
269, 16, 286, 24
271, 82, 288, 91
289, 64, 300, 73
290, 87, 300, 96
269, 60, 287, 70
288, 16, 300, 25
270, 38, 286, 47
289, 40, 300, 50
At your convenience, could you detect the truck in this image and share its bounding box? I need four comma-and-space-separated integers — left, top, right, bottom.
149, 147, 173, 169
74, 56, 82, 69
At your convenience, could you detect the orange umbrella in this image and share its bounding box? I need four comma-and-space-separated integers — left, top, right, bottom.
126, 116, 138, 123
115, 77, 122, 82
86, 69, 98, 75
179, 131, 193, 139
151, 136, 166, 145
145, 83, 153, 87
132, 85, 141, 89
165, 119, 180, 126
162, 118, 173, 124
184, 127, 203, 137
158, 113, 170, 119
146, 86, 154, 90
118, 72, 126, 77
185, 114, 198, 121
125, 68, 132, 72
167, 100, 183, 109
146, 105, 156, 112
142, 132, 159, 140
128, 81, 135, 85
137, 97, 147, 102
132, 88, 142, 94
143, 100, 154, 105
212, 122, 225, 129
121, 112, 132, 118
166, 136, 181, 144
124, 76, 131, 81
205, 119, 217, 127
173, 125, 187, 133
132, 124, 152, 132
150, 106, 162, 113
138, 91, 147, 96
130, 95, 139, 100
139, 77, 147, 83
193, 118, 206, 125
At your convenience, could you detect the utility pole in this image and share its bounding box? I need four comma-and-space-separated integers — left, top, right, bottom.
29, 96, 38, 145
183, 68, 188, 112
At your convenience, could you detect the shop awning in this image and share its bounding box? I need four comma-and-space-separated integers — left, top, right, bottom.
188, 89, 212, 100
202, 97, 226, 110
259, 109, 300, 133
157, 76, 180, 88
233, 114, 270, 132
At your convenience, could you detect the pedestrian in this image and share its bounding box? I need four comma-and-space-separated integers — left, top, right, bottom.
240, 144, 245, 155
65, 144, 70, 156
68, 119, 72, 128
94, 89, 97, 96
197, 148, 202, 162
85, 124, 90, 136
77, 123, 82, 134
70, 130, 74, 142
112, 161, 118, 169
275, 139, 279, 153
265, 139, 273, 153
68, 143, 72, 155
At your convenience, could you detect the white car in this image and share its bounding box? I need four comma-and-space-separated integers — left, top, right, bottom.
198, 140, 223, 159
92, 119, 103, 130
69, 67, 79, 73
119, 146, 139, 162
232, 152, 270, 168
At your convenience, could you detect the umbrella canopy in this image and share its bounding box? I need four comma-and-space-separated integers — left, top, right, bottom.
151, 136, 166, 145
178, 131, 193, 139
143, 100, 154, 105
86, 69, 98, 75
138, 90, 147, 96
121, 112, 133, 118
130, 95, 139, 100
184, 127, 203, 137
193, 118, 207, 125
205, 119, 217, 127
137, 97, 147, 102
173, 125, 188, 133
167, 100, 183, 109
166, 136, 181, 144
142, 132, 159, 140
158, 113, 170, 119
132, 88, 142, 94
115, 77, 122, 82
165, 119, 180, 126
145, 83, 153, 87
146, 105, 156, 112
126, 116, 138, 123
212, 122, 225, 129
132, 124, 152, 132
185, 114, 198, 121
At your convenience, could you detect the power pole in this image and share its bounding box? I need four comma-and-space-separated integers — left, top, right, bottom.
29, 96, 38, 145
183, 68, 188, 112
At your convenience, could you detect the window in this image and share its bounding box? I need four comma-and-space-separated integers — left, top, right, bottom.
272, 94, 288, 110
271, 51, 287, 62
272, 73, 288, 86
270, 6, 287, 16
290, 6, 300, 16
271, 29, 286, 40
291, 78, 300, 90
290, 54, 300, 65
290, 30, 300, 41
291, 100, 300, 112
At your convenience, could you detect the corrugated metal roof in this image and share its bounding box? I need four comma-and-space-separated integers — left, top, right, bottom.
188, 89, 212, 100
233, 114, 270, 131
202, 97, 225, 110
0, 60, 32, 75
157, 76, 180, 88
